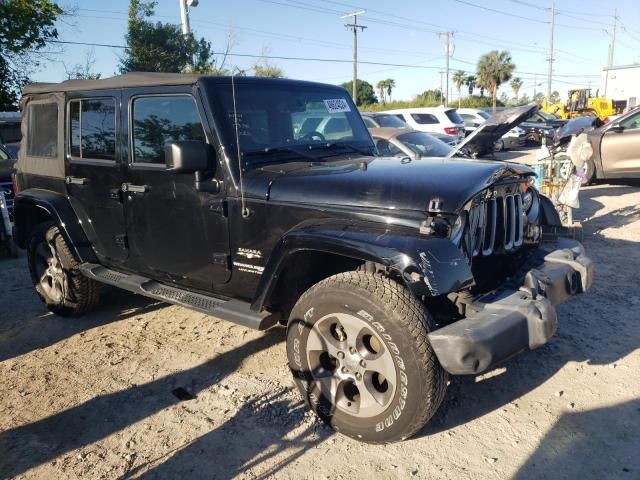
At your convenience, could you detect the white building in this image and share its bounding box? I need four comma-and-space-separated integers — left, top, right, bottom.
601, 64, 640, 111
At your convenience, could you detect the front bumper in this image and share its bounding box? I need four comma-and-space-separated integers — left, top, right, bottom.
502, 135, 526, 149
428, 238, 593, 375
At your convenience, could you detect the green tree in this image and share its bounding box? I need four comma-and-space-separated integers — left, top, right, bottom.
65, 50, 101, 80
340, 79, 378, 106
477, 50, 516, 113
384, 78, 396, 102
465, 75, 477, 95
416, 89, 445, 105
549, 90, 561, 103
518, 93, 531, 105
511, 77, 523, 103
376, 80, 386, 103
0, 0, 63, 110
253, 60, 284, 77
119, 0, 219, 74
453, 70, 466, 108
533, 92, 545, 104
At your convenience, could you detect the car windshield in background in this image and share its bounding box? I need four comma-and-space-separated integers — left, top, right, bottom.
375, 114, 408, 128
537, 111, 557, 121
445, 109, 464, 124
478, 111, 491, 120
397, 131, 453, 158
212, 84, 371, 160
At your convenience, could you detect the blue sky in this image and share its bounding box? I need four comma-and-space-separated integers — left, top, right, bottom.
36, 0, 640, 101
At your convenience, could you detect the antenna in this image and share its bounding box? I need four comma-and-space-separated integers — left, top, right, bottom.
231, 70, 249, 218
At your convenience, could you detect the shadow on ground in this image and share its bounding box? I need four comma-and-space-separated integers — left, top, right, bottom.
0, 328, 312, 478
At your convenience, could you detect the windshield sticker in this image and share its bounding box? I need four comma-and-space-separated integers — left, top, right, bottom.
323, 99, 351, 113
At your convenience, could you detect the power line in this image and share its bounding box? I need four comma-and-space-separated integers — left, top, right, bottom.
453, 0, 548, 24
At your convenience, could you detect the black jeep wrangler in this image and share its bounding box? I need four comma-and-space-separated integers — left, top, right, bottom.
14, 73, 593, 443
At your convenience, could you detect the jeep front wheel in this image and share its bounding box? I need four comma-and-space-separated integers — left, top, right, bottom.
286, 272, 447, 443
27, 222, 102, 316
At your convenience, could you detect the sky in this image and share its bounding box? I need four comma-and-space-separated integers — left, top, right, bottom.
33, 0, 640, 102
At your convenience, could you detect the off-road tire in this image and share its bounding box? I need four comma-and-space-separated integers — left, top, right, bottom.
286, 271, 447, 443
27, 222, 102, 316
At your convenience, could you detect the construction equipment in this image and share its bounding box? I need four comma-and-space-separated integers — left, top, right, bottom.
541, 88, 614, 121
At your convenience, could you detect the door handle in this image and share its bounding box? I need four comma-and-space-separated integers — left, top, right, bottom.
121, 183, 150, 193
66, 176, 89, 185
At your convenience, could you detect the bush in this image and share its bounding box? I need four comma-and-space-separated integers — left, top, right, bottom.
360, 94, 504, 112
457, 95, 504, 108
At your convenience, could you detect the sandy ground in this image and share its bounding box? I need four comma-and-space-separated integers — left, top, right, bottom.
1, 163, 639, 479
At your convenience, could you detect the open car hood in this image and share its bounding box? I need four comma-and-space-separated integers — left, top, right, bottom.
553, 116, 603, 146
447, 104, 539, 158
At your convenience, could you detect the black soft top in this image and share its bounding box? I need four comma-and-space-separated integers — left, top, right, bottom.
23, 72, 343, 95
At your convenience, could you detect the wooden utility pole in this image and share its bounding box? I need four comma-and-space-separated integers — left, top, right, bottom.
547, 0, 555, 100
342, 11, 367, 104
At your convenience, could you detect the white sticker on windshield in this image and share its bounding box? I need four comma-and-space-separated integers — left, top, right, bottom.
323, 98, 351, 113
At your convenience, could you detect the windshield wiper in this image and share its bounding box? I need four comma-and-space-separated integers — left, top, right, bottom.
306, 142, 372, 157
242, 146, 316, 161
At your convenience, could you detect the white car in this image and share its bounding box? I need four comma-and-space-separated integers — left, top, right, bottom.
382, 107, 465, 141
457, 108, 491, 135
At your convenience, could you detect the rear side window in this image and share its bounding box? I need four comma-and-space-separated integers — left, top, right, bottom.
411, 113, 438, 125
362, 116, 377, 128
26, 103, 58, 157
445, 110, 464, 124
375, 114, 408, 128
69, 98, 116, 160
132, 95, 205, 165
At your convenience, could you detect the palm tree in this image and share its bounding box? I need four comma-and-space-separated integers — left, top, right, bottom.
511, 77, 523, 104
384, 78, 396, 102
453, 70, 466, 108
465, 75, 477, 95
376, 80, 386, 104
476, 50, 516, 113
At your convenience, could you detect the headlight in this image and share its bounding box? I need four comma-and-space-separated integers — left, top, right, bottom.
522, 189, 534, 212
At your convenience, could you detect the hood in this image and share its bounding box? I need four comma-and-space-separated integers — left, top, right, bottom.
253, 156, 533, 214
554, 115, 603, 146
448, 104, 539, 158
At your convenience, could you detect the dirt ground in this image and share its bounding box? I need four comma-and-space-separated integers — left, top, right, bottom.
1, 172, 639, 479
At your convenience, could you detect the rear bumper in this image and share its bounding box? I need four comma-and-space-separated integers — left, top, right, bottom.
428, 238, 593, 375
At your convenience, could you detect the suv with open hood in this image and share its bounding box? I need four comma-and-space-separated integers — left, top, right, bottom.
13, 74, 592, 444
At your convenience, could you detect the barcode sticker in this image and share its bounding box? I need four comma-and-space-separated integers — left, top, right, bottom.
323, 98, 351, 113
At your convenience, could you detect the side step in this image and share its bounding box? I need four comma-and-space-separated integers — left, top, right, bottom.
79, 263, 279, 330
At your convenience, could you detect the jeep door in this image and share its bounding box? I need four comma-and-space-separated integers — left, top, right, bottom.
599, 110, 640, 178
122, 87, 230, 290
65, 91, 129, 264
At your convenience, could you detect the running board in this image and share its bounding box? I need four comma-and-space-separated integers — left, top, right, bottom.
79, 263, 279, 330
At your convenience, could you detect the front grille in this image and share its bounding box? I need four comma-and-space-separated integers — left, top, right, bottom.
465, 193, 524, 257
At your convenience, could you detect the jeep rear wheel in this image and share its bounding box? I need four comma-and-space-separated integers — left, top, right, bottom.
286, 272, 447, 443
27, 222, 102, 316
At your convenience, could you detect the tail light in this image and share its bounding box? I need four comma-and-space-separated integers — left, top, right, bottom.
444, 127, 460, 135
11, 173, 18, 194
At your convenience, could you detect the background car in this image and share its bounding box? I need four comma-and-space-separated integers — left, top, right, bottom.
583, 106, 640, 183
458, 108, 526, 151
360, 112, 409, 129
382, 107, 465, 141
457, 108, 491, 136
0, 144, 16, 217
369, 127, 454, 159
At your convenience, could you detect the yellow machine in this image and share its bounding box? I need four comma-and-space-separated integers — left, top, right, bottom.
541, 89, 614, 121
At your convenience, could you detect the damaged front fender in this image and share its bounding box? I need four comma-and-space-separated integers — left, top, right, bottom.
252, 220, 474, 311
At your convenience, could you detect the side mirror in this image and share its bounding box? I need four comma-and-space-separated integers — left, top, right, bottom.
164, 140, 213, 173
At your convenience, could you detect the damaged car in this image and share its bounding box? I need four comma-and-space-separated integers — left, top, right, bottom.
13, 74, 592, 443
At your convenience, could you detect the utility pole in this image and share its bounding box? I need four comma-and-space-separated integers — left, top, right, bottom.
547, 0, 555, 100
533, 72, 537, 99
604, 8, 617, 96
342, 11, 367, 104
437, 32, 454, 107
179, 0, 199, 70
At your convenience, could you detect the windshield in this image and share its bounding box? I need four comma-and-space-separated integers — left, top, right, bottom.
211, 83, 372, 162
477, 111, 491, 120
537, 110, 557, 121
445, 109, 464, 124
396, 131, 453, 158
374, 114, 408, 128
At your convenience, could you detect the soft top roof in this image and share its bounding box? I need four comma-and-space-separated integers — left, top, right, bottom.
23, 72, 344, 95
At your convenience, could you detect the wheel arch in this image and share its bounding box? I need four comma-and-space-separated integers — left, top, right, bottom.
14, 189, 97, 263
251, 222, 474, 314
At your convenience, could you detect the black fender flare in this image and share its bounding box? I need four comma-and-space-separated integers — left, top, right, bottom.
251, 221, 474, 310
13, 189, 97, 263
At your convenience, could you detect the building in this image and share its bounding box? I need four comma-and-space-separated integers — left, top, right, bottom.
601, 64, 640, 113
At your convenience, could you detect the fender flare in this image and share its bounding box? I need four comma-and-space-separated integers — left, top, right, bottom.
251, 221, 474, 310
14, 189, 97, 263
